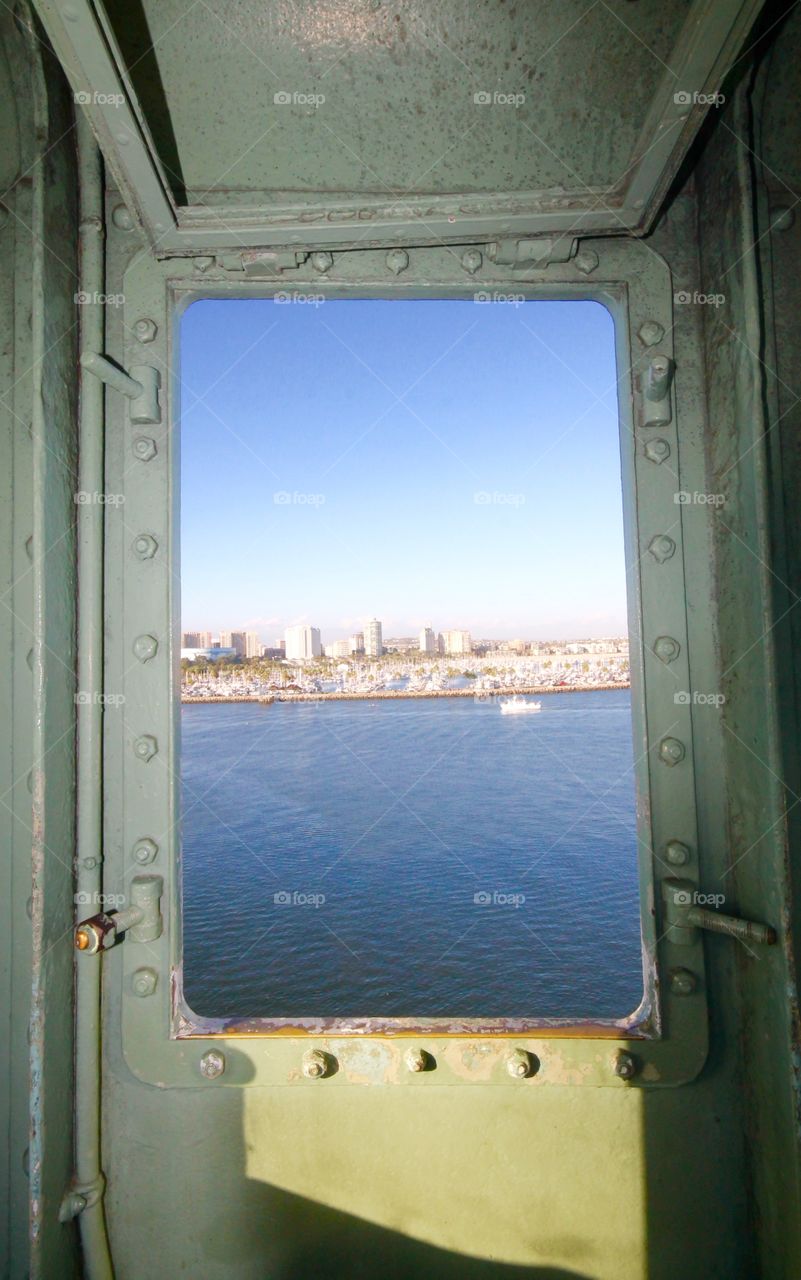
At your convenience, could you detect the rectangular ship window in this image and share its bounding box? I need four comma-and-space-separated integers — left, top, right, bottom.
178, 297, 643, 1022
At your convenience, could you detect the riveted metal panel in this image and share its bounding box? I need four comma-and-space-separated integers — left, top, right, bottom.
98, 223, 709, 1088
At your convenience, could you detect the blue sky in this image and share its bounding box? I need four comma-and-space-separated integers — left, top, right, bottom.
180, 297, 627, 642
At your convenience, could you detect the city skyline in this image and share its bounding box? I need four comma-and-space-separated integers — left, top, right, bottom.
181, 298, 627, 637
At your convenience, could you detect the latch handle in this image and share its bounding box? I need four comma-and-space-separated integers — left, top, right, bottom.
75, 875, 163, 953
80, 351, 161, 424
662, 878, 777, 946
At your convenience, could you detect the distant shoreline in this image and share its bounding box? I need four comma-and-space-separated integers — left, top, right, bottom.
181, 682, 630, 705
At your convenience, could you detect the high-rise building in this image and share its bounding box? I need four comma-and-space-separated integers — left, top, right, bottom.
327, 639, 351, 658
364, 618, 383, 657
419, 626, 436, 653
223, 630, 262, 658
442, 629, 473, 655
349, 633, 364, 654
182, 630, 212, 649
284, 624, 322, 660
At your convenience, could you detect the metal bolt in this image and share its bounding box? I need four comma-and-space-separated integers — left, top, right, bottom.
133, 533, 158, 560
132, 633, 158, 662
133, 734, 158, 763
386, 248, 409, 275
659, 736, 686, 767
644, 438, 670, 465
194, 256, 215, 272
648, 534, 676, 564
461, 249, 483, 274
506, 1048, 537, 1079
132, 967, 158, 997
574, 248, 599, 275
111, 203, 133, 231
669, 967, 697, 996
199, 1050, 226, 1080
302, 1048, 332, 1079
638, 321, 664, 347
665, 840, 690, 866
613, 1050, 638, 1080
405, 1047, 430, 1073
654, 635, 680, 664
772, 206, 795, 233
311, 251, 333, 274
83, 857, 97, 870
133, 318, 158, 344
132, 435, 157, 462
132, 837, 158, 866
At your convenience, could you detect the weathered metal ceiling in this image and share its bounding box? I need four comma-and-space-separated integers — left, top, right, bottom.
34, 0, 765, 253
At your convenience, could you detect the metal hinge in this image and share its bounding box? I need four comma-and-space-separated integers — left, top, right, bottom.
662, 878, 777, 946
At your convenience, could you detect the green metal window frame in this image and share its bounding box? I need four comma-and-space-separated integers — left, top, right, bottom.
102, 227, 708, 1088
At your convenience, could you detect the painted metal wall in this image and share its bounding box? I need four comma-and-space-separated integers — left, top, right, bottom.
3, 3, 801, 1277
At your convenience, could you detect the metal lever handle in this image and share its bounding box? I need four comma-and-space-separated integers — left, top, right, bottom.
662, 878, 777, 946
75, 874, 163, 953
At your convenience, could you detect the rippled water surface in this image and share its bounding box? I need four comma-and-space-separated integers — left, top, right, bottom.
181, 690, 643, 1019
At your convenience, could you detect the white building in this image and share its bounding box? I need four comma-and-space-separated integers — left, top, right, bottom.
442, 629, 472, 656
349, 632, 364, 653
284, 624, 322, 660
419, 626, 436, 653
364, 618, 383, 657
326, 639, 351, 658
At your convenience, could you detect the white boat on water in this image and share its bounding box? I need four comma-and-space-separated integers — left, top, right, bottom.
499, 695, 542, 715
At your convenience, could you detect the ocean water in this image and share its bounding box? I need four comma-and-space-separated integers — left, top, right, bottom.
181, 690, 643, 1020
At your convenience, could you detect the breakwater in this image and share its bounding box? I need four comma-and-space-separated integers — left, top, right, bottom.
181, 682, 629, 705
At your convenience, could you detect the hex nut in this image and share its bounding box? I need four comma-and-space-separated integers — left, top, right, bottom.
404, 1048, 431, 1073
669, 967, 697, 996
132, 436, 157, 462
659, 737, 686, 767
654, 635, 680, 664
132, 967, 158, 997
302, 1049, 333, 1079
461, 249, 483, 274
199, 1050, 226, 1080
648, 535, 676, 564
133, 734, 158, 763
132, 633, 159, 662
311, 251, 333, 273
506, 1048, 538, 1079
575, 248, 599, 275
132, 837, 158, 866
386, 249, 409, 276
133, 533, 158, 560
665, 840, 690, 866
613, 1050, 638, 1080
638, 320, 664, 347
644, 438, 671, 465
134, 318, 158, 344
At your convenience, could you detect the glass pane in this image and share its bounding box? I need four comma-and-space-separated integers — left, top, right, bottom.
179, 298, 642, 1020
